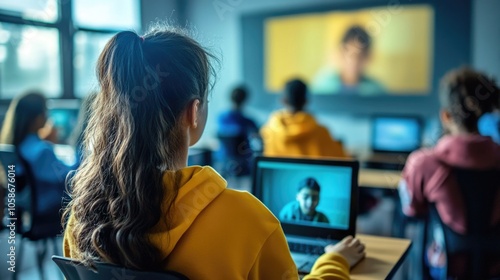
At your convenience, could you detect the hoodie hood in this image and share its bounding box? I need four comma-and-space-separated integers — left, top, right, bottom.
265, 111, 322, 142
434, 134, 500, 169
149, 166, 227, 258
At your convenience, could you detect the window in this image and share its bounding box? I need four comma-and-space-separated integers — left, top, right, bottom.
72, 0, 140, 98
74, 32, 114, 97
0, 0, 58, 23
0, 0, 140, 99
0, 23, 61, 98
73, 0, 140, 31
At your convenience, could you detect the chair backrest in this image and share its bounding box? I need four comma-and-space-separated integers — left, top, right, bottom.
217, 134, 249, 158
0, 144, 32, 233
0, 144, 29, 192
52, 256, 189, 280
423, 168, 500, 279
217, 134, 253, 177
0, 144, 63, 240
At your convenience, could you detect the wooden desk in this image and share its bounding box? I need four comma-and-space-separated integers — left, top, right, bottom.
358, 169, 402, 189
351, 234, 412, 280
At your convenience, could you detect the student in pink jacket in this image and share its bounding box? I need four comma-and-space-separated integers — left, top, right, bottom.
399, 67, 500, 279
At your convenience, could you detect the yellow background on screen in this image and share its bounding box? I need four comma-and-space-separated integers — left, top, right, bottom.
265, 5, 434, 94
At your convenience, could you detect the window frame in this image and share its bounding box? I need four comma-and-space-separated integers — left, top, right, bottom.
0, 0, 140, 103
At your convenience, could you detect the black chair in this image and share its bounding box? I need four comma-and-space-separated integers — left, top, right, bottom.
422, 168, 500, 280
216, 134, 253, 177
52, 256, 189, 280
0, 144, 63, 280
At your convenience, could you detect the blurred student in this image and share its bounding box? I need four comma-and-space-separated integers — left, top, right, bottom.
63, 28, 364, 279
312, 26, 384, 95
280, 177, 329, 224
399, 68, 500, 278
216, 85, 258, 177
0, 92, 75, 216
261, 79, 348, 158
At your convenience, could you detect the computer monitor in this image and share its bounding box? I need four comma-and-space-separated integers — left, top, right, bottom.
47, 99, 80, 145
253, 156, 358, 239
371, 116, 422, 153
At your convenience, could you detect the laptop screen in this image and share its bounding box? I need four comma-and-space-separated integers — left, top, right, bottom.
372, 116, 421, 153
253, 157, 358, 238
47, 99, 81, 145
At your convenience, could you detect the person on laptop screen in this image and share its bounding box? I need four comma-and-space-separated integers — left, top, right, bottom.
311, 26, 385, 95
280, 177, 330, 223
261, 79, 348, 158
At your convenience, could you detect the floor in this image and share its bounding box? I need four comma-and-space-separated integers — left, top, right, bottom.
0, 231, 63, 280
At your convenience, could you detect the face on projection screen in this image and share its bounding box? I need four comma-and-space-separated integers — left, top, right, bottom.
265, 5, 434, 96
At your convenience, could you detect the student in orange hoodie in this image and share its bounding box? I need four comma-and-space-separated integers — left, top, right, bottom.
63, 28, 365, 279
261, 79, 348, 158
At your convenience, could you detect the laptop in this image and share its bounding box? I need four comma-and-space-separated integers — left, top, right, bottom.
253, 156, 359, 273
366, 115, 422, 169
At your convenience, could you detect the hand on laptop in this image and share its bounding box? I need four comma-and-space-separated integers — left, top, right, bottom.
324, 236, 366, 268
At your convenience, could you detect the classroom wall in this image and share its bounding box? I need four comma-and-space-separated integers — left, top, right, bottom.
140, 0, 495, 157
473, 0, 500, 80
140, 0, 184, 32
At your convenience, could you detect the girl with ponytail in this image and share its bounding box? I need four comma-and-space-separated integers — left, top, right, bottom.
63, 27, 364, 279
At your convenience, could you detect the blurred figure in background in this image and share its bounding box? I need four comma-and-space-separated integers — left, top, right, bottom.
0, 92, 75, 218
261, 79, 348, 158
216, 85, 259, 183
399, 68, 500, 279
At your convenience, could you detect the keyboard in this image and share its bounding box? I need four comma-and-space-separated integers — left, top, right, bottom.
288, 242, 324, 255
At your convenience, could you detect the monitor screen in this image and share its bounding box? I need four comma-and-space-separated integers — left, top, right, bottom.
264, 4, 434, 96
47, 99, 80, 145
255, 160, 353, 230
372, 117, 421, 153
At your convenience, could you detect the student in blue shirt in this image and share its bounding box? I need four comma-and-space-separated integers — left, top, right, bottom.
280, 177, 330, 224
0, 92, 75, 215
216, 85, 259, 176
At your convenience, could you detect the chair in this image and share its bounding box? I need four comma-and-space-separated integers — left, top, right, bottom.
422, 168, 500, 280
0, 144, 63, 280
216, 134, 253, 177
52, 256, 189, 280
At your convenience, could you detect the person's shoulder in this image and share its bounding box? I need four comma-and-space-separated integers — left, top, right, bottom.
317, 212, 329, 223
217, 110, 234, 123
280, 200, 296, 213
311, 68, 342, 95
312, 121, 333, 138
261, 110, 283, 128
218, 189, 279, 224
19, 135, 54, 161
404, 148, 440, 176
242, 115, 257, 127
359, 76, 386, 95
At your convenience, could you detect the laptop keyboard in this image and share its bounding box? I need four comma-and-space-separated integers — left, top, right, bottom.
288, 242, 324, 255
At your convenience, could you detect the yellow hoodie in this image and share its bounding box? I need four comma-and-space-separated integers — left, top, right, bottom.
261, 111, 348, 158
63, 166, 350, 279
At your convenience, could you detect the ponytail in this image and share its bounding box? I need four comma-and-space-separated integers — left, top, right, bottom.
64, 27, 217, 269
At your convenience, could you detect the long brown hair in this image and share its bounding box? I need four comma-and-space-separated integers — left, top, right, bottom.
64, 27, 216, 269
0, 92, 46, 146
